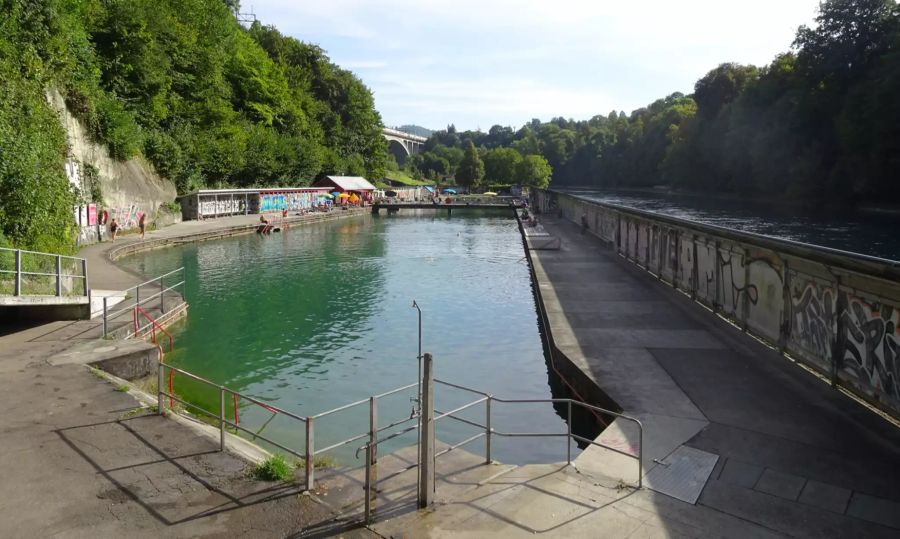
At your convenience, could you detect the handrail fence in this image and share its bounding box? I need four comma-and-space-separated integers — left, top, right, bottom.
103, 267, 185, 337
0, 247, 89, 298
155, 359, 643, 525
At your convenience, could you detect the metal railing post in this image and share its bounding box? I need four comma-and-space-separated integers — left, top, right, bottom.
219, 387, 226, 451
567, 400, 572, 464
55, 255, 62, 296
160, 277, 165, 313
305, 417, 315, 491
157, 361, 164, 414
102, 297, 108, 337
135, 285, 140, 309
364, 443, 372, 524
82, 258, 90, 300
638, 422, 643, 489
369, 396, 378, 464
13, 250, 21, 296
418, 353, 434, 508
485, 396, 492, 464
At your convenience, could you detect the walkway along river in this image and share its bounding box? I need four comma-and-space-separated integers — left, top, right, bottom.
538, 189, 900, 419
120, 209, 583, 464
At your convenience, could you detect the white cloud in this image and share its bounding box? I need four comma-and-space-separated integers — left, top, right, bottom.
247, 0, 821, 130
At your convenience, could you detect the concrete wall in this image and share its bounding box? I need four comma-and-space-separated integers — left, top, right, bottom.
535, 190, 900, 418
47, 89, 180, 244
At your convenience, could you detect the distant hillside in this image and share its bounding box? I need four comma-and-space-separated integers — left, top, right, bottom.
396, 125, 434, 138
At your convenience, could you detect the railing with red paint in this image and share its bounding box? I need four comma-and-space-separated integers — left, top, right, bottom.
133, 305, 174, 356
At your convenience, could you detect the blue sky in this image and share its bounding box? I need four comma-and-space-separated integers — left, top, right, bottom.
244, 1, 821, 131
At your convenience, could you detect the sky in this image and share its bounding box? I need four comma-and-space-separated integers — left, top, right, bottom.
243, 0, 822, 132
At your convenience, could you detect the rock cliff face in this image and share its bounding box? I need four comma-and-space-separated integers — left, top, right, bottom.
46, 89, 179, 243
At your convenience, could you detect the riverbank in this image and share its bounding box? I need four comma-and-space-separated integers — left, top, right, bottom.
521, 209, 900, 536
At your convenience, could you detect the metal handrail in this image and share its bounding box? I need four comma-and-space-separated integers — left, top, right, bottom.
133, 305, 174, 354
0, 247, 89, 297
153, 362, 644, 507
102, 267, 186, 338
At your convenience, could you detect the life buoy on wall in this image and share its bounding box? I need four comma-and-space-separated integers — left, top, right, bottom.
100, 210, 109, 225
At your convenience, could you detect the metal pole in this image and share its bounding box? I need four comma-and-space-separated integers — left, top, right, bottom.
219, 387, 226, 451
135, 285, 140, 310
102, 297, 108, 337
305, 418, 315, 491
82, 259, 90, 302
412, 300, 423, 493
485, 396, 492, 464
369, 396, 378, 465
638, 422, 643, 489
55, 255, 62, 296
418, 353, 434, 508
567, 400, 572, 464
14, 250, 21, 296
160, 277, 165, 313
364, 443, 372, 524
157, 361, 164, 414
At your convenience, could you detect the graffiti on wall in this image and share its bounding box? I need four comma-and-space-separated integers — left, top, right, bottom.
791, 281, 900, 401
259, 192, 320, 212
200, 198, 243, 216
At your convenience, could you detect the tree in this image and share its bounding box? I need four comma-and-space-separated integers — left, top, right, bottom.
516, 155, 552, 188
455, 141, 484, 188
482, 147, 522, 184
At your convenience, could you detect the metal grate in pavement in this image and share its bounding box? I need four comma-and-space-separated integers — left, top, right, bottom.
644, 445, 718, 504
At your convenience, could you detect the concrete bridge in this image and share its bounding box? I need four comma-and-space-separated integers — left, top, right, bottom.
382, 127, 426, 166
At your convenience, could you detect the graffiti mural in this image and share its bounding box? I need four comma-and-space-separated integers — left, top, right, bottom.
839, 295, 899, 400
200, 198, 243, 217
790, 280, 900, 401
259, 192, 320, 212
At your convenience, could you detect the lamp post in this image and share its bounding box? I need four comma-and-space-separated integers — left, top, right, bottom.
412, 300, 423, 494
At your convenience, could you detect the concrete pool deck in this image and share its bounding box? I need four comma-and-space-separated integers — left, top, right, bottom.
0, 209, 376, 538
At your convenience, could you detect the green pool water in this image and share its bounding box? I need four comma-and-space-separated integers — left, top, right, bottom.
121, 210, 579, 464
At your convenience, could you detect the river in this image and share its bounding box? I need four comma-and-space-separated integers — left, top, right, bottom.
121, 211, 580, 465
563, 189, 900, 262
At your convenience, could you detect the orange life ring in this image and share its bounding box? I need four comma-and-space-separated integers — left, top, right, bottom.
101, 210, 109, 224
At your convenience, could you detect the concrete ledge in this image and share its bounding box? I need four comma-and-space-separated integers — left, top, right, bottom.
0, 300, 91, 321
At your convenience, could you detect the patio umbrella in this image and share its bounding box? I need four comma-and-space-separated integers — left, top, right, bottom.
349, 194, 360, 202
442, 188, 457, 194
483, 191, 498, 196
337, 193, 351, 198
331, 191, 341, 196
319, 193, 334, 199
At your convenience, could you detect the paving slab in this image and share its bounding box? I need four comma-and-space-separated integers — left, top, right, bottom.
754, 468, 806, 501
798, 480, 852, 514
846, 492, 900, 529
719, 458, 765, 489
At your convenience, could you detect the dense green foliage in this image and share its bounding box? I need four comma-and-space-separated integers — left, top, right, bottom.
413, 0, 900, 204
0, 0, 388, 250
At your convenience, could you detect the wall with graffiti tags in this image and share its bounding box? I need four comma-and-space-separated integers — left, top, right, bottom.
536, 190, 900, 418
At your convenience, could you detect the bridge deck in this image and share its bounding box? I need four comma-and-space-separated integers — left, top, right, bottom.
529, 214, 900, 536
371, 203, 516, 213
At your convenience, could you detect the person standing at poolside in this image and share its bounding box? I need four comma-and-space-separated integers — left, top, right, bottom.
138, 213, 146, 240
110, 218, 119, 241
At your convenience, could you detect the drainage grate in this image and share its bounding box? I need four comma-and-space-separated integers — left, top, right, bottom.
644, 445, 718, 504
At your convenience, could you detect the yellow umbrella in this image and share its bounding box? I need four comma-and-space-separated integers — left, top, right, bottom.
349, 194, 360, 202
483, 191, 498, 196
337, 193, 351, 198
